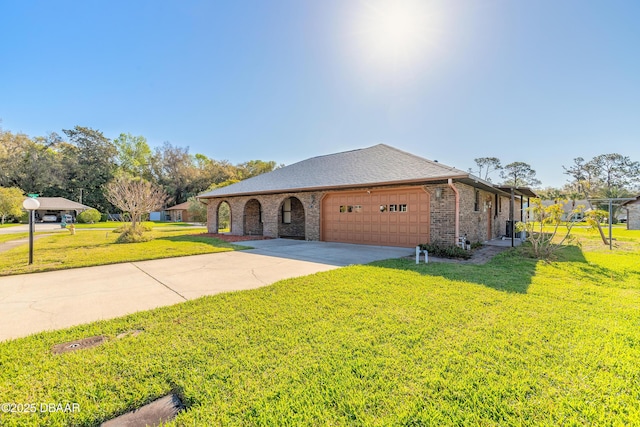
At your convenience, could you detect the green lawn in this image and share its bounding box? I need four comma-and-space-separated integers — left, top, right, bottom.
0, 223, 21, 228
70, 221, 201, 229
0, 227, 243, 276
0, 229, 639, 425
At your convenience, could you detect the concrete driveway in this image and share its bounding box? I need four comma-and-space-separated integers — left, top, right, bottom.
0, 222, 67, 234
0, 239, 411, 341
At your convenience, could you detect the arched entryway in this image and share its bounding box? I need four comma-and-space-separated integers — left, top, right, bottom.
278, 197, 305, 239
243, 199, 263, 236
217, 201, 231, 233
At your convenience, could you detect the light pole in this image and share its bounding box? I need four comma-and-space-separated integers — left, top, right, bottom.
22, 197, 40, 265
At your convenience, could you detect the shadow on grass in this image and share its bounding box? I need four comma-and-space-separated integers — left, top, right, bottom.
370, 245, 588, 294
156, 234, 250, 250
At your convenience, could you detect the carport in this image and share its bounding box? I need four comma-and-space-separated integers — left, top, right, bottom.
28, 197, 93, 222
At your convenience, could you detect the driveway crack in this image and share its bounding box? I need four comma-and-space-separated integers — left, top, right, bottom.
250, 269, 267, 285
131, 263, 188, 301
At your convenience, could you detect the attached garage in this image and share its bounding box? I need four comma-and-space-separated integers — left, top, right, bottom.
199, 144, 522, 248
321, 187, 430, 247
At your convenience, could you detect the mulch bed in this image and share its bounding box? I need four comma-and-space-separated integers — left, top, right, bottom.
195, 233, 272, 243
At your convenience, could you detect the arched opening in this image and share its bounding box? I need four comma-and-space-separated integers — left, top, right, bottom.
217, 201, 231, 233
243, 199, 263, 236
278, 196, 305, 240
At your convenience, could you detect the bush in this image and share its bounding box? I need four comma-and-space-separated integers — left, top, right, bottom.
77, 209, 102, 224
114, 225, 153, 243
418, 242, 472, 260
112, 223, 153, 234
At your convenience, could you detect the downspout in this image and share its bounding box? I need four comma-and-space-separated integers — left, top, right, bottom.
447, 178, 460, 245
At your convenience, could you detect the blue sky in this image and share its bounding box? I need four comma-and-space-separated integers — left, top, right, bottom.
1, 0, 639, 188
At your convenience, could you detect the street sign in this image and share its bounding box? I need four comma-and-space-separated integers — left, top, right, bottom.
27, 193, 39, 198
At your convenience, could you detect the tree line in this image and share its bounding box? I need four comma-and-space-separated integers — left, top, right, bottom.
469, 155, 640, 202
0, 125, 280, 215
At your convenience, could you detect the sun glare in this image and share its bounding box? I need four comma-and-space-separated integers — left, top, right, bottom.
350, 0, 442, 76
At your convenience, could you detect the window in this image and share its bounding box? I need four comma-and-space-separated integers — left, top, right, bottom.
474, 190, 480, 212
389, 204, 398, 212
399, 204, 407, 212
340, 205, 359, 213
282, 198, 292, 223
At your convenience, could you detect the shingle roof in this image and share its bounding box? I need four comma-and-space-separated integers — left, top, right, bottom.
165, 201, 190, 211
25, 197, 92, 211
198, 144, 470, 198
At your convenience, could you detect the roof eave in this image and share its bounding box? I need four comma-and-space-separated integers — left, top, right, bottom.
197, 174, 471, 199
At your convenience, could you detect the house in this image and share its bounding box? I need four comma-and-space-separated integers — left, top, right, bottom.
164, 201, 192, 222
197, 144, 534, 248
622, 196, 640, 230
26, 197, 92, 222
541, 199, 588, 221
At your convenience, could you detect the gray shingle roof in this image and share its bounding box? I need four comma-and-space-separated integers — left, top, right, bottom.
25, 197, 92, 211
198, 144, 469, 198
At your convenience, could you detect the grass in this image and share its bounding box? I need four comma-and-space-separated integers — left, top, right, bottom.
0, 223, 21, 228
0, 232, 28, 244
71, 221, 201, 229
0, 227, 245, 276
0, 229, 639, 425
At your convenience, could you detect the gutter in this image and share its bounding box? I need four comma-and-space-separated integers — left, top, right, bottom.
447, 178, 460, 245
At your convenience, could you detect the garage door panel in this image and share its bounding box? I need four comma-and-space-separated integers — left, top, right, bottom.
322, 187, 430, 248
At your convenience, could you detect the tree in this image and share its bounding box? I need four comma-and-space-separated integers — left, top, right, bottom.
113, 133, 153, 178
564, 154, 640, 198
187, 196, 207, 224
63, 126, 118, 212
585, 208, 611, 246
77, 208, 101, 224
0, 131, 64, 193
516, 198, 583, 260
104, 176, 167, 231
538, 187, 564, 202
469, 157, 502, 182
588, 153, 640, 198
235, 160, 280, 180
150, 142, 196, 205
500, 162, 541, 187
0, 187, 24, 224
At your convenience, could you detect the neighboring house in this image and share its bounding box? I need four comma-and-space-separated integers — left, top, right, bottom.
541, 199, 588, 221
622, 196, 640, 230
197, 144, 535, 248
26, 197, 92, 222
164, 201, 192, 222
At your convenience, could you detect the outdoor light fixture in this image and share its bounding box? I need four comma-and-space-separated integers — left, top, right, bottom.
435, 187, 443, 200
22, 197, 40, 265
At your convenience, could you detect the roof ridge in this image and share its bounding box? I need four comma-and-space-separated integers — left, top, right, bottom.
376, 144, 468, 175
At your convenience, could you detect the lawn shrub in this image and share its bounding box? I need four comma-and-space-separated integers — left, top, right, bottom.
114, 224, 153, 243
419, 242, 472, 259
76, 208, 101, 224
112, 223, 153, 234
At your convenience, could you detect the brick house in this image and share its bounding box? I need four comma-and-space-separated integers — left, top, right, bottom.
164, 201, 192, 222
622, 196, 640, 230
197, 144, 532, 248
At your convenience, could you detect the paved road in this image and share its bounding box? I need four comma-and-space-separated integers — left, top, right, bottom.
0, 239, 411, 341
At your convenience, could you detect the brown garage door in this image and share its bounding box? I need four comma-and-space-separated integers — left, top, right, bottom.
321, 187, 430, 247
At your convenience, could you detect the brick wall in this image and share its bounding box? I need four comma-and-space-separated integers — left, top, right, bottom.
205, 183, 515, 245
627, 200, 640, 230
206, 192, 323, 240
